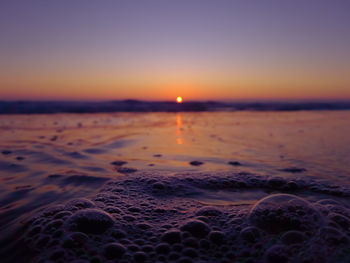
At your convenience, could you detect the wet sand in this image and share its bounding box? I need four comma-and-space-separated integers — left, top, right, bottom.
0, 111, 350, 262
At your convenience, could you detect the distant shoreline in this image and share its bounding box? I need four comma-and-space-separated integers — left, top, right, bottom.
1, 100, 350, 114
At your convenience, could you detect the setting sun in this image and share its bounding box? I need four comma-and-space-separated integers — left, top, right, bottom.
176, 96, 183, 103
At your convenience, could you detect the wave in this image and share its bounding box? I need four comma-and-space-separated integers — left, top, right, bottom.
1, 100, 350, 114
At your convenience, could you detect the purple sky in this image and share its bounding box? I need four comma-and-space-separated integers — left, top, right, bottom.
0, 0, 349, 100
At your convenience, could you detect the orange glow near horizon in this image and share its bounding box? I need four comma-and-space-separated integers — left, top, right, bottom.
1, 70, 349, 101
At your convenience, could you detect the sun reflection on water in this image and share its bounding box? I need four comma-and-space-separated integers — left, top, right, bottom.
176, 114, 183, 145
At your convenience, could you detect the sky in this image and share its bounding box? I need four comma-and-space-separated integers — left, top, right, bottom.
0, 0, 349, 101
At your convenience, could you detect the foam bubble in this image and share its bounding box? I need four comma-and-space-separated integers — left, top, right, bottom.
249, 194, 324, 234
66, 208, 115, 234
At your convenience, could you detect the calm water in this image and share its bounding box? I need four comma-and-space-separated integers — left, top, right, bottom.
0, 111, 350, 237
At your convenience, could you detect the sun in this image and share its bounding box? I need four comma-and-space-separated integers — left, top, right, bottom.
176, 96, 183, 103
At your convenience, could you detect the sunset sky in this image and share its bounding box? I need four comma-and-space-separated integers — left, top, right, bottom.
0, 0, 349, 101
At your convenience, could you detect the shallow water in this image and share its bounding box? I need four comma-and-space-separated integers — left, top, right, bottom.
0, 111, 349, 240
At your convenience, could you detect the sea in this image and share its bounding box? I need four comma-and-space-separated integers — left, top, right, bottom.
0, 101, 349, 262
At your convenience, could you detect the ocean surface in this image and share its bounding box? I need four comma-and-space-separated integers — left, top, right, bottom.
1, 100, 350, 114
0, 110, 350, 262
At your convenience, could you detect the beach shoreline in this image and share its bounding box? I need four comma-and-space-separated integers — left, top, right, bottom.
2, 171, 350, 263
0, 111, 349, 262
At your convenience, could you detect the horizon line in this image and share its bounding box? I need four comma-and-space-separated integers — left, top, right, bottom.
1, 98, 350, 103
